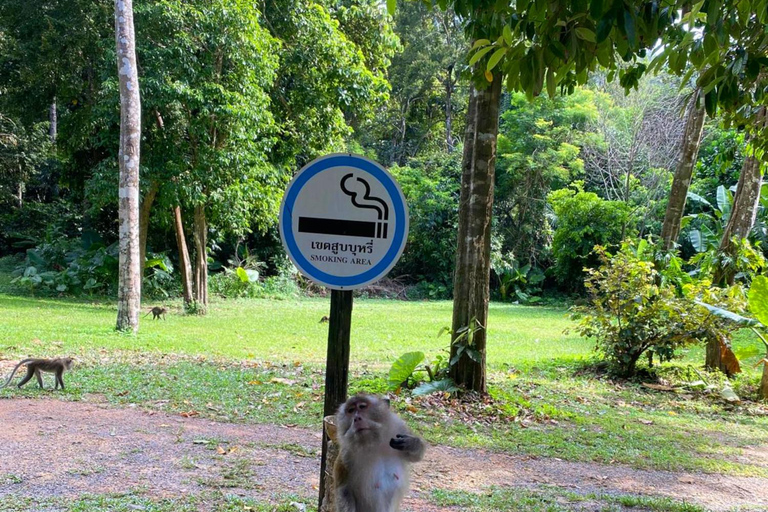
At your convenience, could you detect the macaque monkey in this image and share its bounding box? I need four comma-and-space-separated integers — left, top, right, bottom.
320, 315, 330, 323
334, 394, 425, 512
0, 357, 74, 390
144, 306, 167, 320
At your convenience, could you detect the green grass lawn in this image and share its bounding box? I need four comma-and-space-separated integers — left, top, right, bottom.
1, 289, 767, 482
0, 294, 591, 367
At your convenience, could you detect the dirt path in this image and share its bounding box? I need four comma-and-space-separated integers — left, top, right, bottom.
0, 398, 766, 511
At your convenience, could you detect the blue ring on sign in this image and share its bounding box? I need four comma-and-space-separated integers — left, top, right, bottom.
282, 155, 406, 288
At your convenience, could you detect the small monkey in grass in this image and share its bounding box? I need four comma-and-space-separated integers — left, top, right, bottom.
144, 306, 167, 320
334, 394, 425, 512
0, 357, 74, 390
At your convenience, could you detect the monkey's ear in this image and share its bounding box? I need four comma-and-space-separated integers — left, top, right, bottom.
382, 397, 391, 408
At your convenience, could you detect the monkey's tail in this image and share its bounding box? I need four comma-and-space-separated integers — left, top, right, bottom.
0, 359, 33, 389
143, 311, 151, 318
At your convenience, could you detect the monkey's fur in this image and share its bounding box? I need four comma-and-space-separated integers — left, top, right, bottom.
334, 394, 425, 512
0, 358, 74, 390
320, 315, 330, 323
144, 306, 167, 320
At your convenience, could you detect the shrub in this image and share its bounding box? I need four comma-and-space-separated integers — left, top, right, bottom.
549, 187, 634, 291
572, 241, 746, 377
12, 241, 119, 295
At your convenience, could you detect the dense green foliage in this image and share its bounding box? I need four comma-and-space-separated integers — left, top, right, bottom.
573, 241, 746, 376
1, 0, 766, 307
549, 187, 633, 290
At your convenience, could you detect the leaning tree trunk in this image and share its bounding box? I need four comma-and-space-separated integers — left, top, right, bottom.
660, 89, 706, 250
172, 205, 194, 306
114, 0, 141, 332
449, 75, 503, 394
193, 203, 208, 311
759, 362, 768, 400
138, 180, 159, 279
445, 65, 455, 153
714, 106, 767, 285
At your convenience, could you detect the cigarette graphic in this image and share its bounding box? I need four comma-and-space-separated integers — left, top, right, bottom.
297, 174, 389, 239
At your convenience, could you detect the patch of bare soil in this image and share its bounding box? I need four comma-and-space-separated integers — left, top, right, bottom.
0, 399, 766, 511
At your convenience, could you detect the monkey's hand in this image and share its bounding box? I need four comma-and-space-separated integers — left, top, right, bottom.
390, 434, 425, 462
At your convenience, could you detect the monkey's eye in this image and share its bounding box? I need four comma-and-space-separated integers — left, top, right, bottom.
359, 403, 367, 409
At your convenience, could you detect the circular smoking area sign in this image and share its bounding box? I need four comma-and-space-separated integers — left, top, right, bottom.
279, 153, 409, 508
279, 154, 409, 289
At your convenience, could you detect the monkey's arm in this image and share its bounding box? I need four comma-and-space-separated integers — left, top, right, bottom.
390, 433, 426, 463
333, 453, 357, 512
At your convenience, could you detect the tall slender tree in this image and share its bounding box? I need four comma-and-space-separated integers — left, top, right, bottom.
660, 88, 706, 250
114, 0, 141, 332
449, 75, 502, 392
714, 106, 767, 284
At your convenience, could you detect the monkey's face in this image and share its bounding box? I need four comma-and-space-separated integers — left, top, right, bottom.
64, 358, 74, 370
338, 395, 387, 443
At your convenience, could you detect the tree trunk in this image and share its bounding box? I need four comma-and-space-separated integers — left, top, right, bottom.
114, 0, 141, 333
172, 205, 194, 306
660, 89, 706, 250
759, 362, 768, 400
715, 106, 767, 284
138, 181, 159, 279
705, 337, 724, 373
449, 75, 503, 394
16, 180, 23, 208
49, 99, 57, 143
193, 203, 208, 311
445, 65, 454, 153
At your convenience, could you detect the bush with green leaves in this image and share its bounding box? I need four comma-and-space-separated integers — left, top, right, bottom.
12, 241, 119, 295
386, 349, 458, 396
143, 253, 178, 299
491, 246, 545, 303
549, 186, 634, 291
572, 241, 746, 377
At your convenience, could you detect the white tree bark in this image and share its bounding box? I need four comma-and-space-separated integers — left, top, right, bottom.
115, 0, 141, 332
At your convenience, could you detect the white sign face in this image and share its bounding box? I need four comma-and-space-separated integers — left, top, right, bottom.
279, 154, 409, 290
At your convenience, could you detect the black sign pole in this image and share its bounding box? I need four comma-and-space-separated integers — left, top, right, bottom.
318, 288, 353, 510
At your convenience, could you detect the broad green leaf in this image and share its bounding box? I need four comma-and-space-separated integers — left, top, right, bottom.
734, 345, 762, 360
695, 301, 760, 326
469, 46, 494, 66
622, 9, 637, 48
471, 39, 491, 50
575, 27, 597, 43
466, 347, 483, 363
503, 25, 512, 46
707, 0, 722, 26
413, 379, 459, 396
686, 191, 713, 208
245, 269, 259, 282
387, 351, 425, 390
236, 266, 249, 283
596, 16, 612, 43
689, 230, 704, 253
704, 89, 717, 117
487, 48, 506, 71
145, 257, 169, 271
716, 185, 728, 212
749, 275, 768, 326
386, 0, 396, 16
